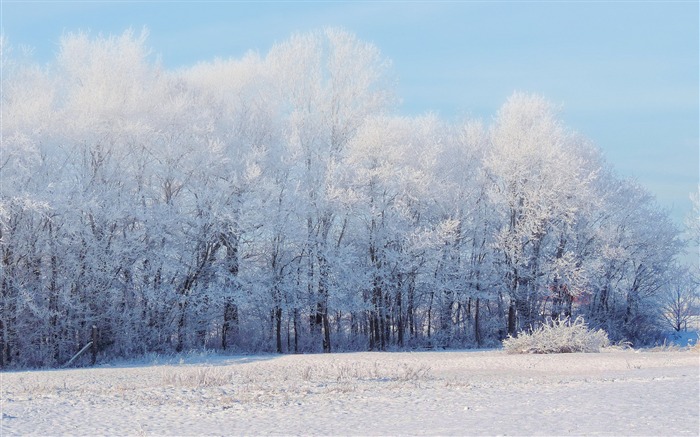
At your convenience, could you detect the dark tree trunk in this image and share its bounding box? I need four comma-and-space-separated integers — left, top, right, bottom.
407, 279, 415, 339
507, 301, 517, 336
427, 291, 434, 339
220, 228, 239, 351
275, 307, 283, 353
368, 311, 376, 351
322, 311, 331, 353
176, 300, 187, 353
293, 307, 300, 354
396, 283, 404, 347
474, 298, 481, 346
91, 325, 98, 365
222, 300, 238, 350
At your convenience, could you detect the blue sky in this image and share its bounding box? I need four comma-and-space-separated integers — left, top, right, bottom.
3, 1, 699, 234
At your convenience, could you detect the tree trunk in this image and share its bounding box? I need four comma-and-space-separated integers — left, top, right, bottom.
407, 279, 415, 340
293, 307, 300, 354
474, 298, 481, 346
222, 300, 238, 350
176, 300, 187, 353
507, 301, 517, 336
91, 325, 98, 365
322, 311, 331, 353
275, 307, 283, 353
396, 283, 404, 347
427, 291, 434, 339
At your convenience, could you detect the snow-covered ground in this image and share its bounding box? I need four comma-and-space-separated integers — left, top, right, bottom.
2, 348, 698, 436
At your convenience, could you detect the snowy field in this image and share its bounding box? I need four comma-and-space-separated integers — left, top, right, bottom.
2, 349, 698, 436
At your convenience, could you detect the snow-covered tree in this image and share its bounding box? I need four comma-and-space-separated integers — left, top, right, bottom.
0, 29, 688, 367
485, 93, 598, 335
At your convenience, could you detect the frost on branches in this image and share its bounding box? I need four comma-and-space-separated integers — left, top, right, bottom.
0, 29, 690, 368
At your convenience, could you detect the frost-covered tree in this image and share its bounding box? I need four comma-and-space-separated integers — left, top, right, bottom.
659, 267, 699, 332
0, 29, 687, 367
579, 175, 683, 343
264, 28, 394, 352
485, 93, 598, 335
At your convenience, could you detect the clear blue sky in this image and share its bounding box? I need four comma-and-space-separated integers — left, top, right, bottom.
3, 1, 699, 233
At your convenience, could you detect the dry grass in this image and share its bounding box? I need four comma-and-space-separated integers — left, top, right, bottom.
161, 366, 235, 387
157, 359, 432, 402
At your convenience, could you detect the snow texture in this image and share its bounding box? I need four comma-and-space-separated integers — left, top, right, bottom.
2, 349, 698, 436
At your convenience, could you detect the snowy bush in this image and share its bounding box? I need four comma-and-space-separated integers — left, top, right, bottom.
503, 317, 610, 354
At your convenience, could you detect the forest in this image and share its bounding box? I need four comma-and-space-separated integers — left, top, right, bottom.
1, 29, 694, 368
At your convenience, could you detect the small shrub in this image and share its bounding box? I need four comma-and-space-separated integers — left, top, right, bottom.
503, 317, 610, 354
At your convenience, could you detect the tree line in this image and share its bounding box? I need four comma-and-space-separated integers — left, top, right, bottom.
0, 29, 692, 368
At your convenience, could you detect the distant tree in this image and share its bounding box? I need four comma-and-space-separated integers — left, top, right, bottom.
582, 176, 683, 343
659, 267, 699, 332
